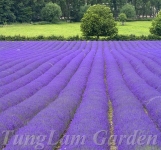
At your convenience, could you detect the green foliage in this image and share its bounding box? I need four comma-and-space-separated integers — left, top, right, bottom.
118, 13, 127, 25
0, 0, 15, 24
79, 5, 90, 21
31, 0, 45, 22
80, 4, 118, 38
120, 4, 136, 19
16, 3, 32, 23
41, 2, 62, 23
0, 0, 160, 23
150, 11, 161, 36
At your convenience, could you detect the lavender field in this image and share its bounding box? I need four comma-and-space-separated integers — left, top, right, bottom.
0, 41, 161, 150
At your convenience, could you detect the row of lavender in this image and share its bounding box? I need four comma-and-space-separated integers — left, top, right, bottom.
106, 41, 161, 150
0, 41, 161, 149
0, 41, 90, 148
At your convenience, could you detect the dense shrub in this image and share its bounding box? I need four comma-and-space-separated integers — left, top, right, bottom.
0, 34, 161, 41
150, 11, 161, 36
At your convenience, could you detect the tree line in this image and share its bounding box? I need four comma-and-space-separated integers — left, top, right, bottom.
0, 0, 161, 24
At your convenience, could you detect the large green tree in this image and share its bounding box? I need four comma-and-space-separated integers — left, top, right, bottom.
120, 3, 136, 19
41, 2, 62, 23
81, 4, 118, 38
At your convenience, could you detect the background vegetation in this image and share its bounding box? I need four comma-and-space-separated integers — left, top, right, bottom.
0, 0, 161, 24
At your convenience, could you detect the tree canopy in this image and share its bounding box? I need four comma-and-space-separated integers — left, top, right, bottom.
120, 4, 136, 19
80, 4, 118, 38
41, 2, 62, 23
0, 0, 161, 24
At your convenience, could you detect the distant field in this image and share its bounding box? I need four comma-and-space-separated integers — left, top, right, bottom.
0, 21, 152, 37
117, 21, 151, 36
